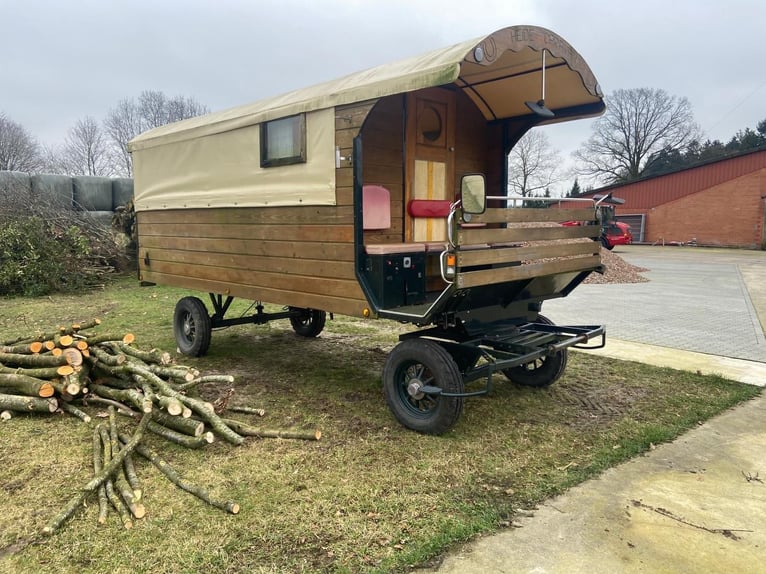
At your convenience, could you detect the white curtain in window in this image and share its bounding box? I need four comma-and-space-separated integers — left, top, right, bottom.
267, 117, 299, 160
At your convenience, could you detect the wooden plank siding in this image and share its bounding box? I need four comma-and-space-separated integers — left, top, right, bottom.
360, 95, 406, 245
456, 241, 599, 267
454, 203, 601, 289
457, 255, 601, 289
136, 100, 381, 318
457, 223, 598, 245
454, 90, 498, 188
470, 207, 596, 224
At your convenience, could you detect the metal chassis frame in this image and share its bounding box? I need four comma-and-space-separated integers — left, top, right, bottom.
405, 322, 606, 398
206, 293, 310, 329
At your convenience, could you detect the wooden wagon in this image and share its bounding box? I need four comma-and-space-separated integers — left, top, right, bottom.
128, 25, 608, 434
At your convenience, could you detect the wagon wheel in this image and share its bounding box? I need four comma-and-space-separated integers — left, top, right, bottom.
288, 307, 326, 338
601, 236, 614, 250
173, 296, 212, 357
382, 339, 464, 435
502, 315, 568, 388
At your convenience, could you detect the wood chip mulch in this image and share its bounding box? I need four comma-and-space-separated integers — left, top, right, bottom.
585, 248, 649, 284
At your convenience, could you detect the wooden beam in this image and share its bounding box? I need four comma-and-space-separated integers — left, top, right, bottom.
456, 255, 601, 289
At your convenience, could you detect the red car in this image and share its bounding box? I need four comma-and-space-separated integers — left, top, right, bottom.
560, 220, 633, 250
602, 221, 633, 250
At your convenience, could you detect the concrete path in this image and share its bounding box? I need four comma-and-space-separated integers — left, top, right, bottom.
417, 246, 766, 574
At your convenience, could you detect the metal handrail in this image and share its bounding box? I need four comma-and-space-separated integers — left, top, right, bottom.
486, 195, 598, 206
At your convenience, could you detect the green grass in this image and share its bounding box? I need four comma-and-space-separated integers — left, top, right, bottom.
0, 276, 760, 573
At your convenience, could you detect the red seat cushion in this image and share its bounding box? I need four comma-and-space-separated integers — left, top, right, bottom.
407, 199, 451, 218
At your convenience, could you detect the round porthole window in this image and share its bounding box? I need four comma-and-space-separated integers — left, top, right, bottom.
419, 105, 442, 142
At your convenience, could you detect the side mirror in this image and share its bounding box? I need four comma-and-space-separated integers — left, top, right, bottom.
461, 174, 486, 215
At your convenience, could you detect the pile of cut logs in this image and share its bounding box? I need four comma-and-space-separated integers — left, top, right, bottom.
0, 319, 321, 534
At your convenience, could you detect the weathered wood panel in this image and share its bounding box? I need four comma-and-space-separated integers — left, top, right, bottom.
139, 270, 369, 318
361, 95, 405, 243
457, 241, 598, 266
335, 101, 376, 130
140, 222, 354, 242
456, 255, 601, 289
471, 207, 596, 224
140, 247, 356, 280
143, 259, 362, 299
454, 90, 493, 183
458, 224, 598, 244
336, 167, 353, 191
139, 236, 355, 261
137, 203, 362, 315
140, 206, 353, 226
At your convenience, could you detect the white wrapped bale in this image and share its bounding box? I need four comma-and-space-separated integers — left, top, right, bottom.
0, 171, 32, 212
30, 174, 74, 210
0, 170, 31, 193
111, 178, 134, 209
72, 176, 113, 212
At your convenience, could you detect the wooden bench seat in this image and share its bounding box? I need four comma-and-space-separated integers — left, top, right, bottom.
364, 243, 426, 255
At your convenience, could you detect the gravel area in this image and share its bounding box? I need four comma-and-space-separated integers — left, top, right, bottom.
586, 248, 649, 284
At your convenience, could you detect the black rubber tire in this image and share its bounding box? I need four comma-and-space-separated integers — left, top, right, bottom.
289, 307, 326, 338
382, 339, 464, 435
502, 315, 568, 388
601, 236, 614, 250
173, 296, 212, 357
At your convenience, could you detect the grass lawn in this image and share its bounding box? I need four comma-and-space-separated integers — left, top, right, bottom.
0, 276, 760, 573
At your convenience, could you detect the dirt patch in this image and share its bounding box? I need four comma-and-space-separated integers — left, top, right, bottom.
548, 378, 651, 428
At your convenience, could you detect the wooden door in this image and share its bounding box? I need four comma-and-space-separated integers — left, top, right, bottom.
406, 88, 456, 242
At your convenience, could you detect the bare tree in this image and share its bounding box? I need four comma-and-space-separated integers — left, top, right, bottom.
138, 90, 169, 129
574, 88, 701, 184
103, 98, 144, 177
138, 90, 209, 129
508, 130, 562, 197
0, 112, 41, 172
165, 94, 208, 124
54, 116, 114, 176
104, 90, 208, 176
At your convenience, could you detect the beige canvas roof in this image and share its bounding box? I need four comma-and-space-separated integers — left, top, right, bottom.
128, 25, 603, 153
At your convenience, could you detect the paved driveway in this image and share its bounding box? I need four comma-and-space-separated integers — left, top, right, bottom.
544, 246, 766, 363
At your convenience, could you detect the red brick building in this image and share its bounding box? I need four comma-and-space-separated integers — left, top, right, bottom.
575, 148, 766, 249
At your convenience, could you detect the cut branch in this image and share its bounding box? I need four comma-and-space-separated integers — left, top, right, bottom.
148, 421, 214, 448
0, 351, 66, 368
59, 401, 92, 423
98, 426, 133, 529
42, 412, 150, 535
123, 362, 244, 445
122, 433, 239, 515
92, 426, 109, 525
109, 408, 146, 519
0, 364, 62, 379
0, 373, 55, 397
222, 418, 322, 441
0, 393, 58, 413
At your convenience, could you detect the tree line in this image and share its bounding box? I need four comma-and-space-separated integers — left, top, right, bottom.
508, 87, 766, 200
2, 86, 764, 189
0, 91, 208, 178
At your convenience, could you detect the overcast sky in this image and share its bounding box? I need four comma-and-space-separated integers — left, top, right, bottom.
2, 0, 765, 191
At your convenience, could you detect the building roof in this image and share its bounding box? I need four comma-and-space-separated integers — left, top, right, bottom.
577, 147, 766, 210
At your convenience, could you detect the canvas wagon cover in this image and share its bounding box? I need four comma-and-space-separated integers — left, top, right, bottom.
129, 25, 602, 212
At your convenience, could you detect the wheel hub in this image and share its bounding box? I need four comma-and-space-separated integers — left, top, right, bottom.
183, 315, 193, 337
407, 379, 425, 400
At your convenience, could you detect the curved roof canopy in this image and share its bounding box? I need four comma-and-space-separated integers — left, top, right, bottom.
129, 25, 603, 152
